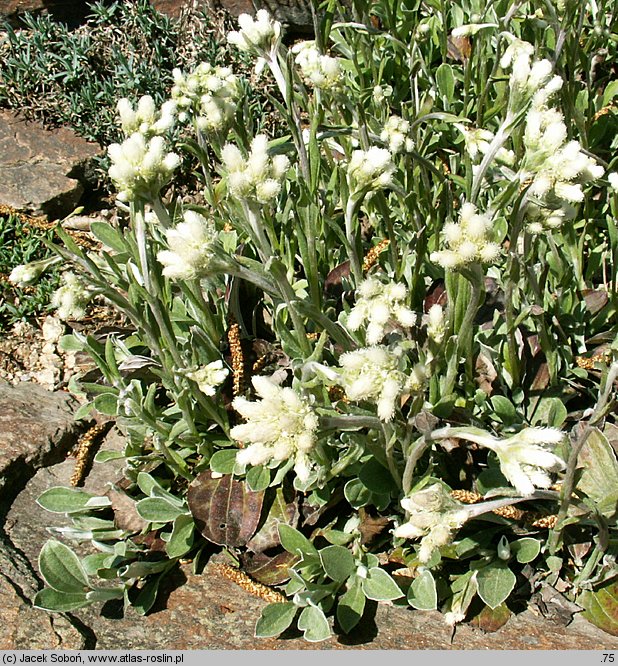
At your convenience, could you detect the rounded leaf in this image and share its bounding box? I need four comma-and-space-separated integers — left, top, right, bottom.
34, 588, 90, 612
39, 539, 89, 593
188, 471, 264, 547
407, 570, 437, 610
255, 602, 298, 638
319, 545, 355, 582
476, 562, 516, 609
297, 605, 331, 642
361, 567, 403, 601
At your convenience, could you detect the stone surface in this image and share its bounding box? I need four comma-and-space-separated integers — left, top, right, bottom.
0, 380, 79, 511
0, 381, 85, 649
0, 571, 84, 649
6, 426, 126, 561
0, 110, 101, 218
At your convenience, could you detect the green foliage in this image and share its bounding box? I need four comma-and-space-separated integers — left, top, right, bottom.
0, 211, 59, 329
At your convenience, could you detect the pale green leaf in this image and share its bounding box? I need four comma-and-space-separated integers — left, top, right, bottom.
39, 540, 89, 593
255, 602, 297, 638
476, 562, 516, 609
361, 567, 403, 601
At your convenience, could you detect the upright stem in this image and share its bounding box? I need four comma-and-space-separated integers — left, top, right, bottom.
268, 53, 311, 183
382, 422, 402, 490
402, 435, 430, 495
471, 113, 514, 203
345, 195, 363, 283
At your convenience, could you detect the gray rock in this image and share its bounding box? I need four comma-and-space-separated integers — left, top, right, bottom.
0, 110, 101, 218
0, 380, 79, 512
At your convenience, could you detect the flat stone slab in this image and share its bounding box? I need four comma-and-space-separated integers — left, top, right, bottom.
0, 571, 84, 650
0, 381, 79, 509
0, 110, 100, 218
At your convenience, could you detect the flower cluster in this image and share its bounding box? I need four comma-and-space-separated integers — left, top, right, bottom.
108, 134, 180, 202
221, 134, 289, 204
425, 304, 446, 344
430, 202, 500, 269
347, 147, 396, 194
394, 484, 471, 563
522, 107, 604, 232
171, 63, 240, 132
227, 10, 281, 55
501, 37, 559, 111
439, 426, 566, 496
337, 346, 420, 422
230, 376, 319, 482
116, 95, 176, 138
9, 256, 58, 287
51, 272, 92, 321
380, 115, 414, 154
185, 360, 229, 396
292, 41, 343, 91
454, 123, 514, 165
478, 427, 565, 496
157, 211, 217, 280
347, 278, 416, 344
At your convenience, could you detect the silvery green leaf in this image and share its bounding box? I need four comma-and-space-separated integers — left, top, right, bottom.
297, 605, 331, 642
37, 487, 111, 514
39, 540, 89, 593
337, 580, 365, 633
34, 588, 91, 612
278, 524, 319, 559
476, 562, 516, 609
319, 545, 355, 582
136, 497, 187, 523
361, 567, 403, 601
255, 602, 297, 638
512, 538, 541, 564
165, 514, 195, 559
407, 570, 437, 610
90, 221, 127, 253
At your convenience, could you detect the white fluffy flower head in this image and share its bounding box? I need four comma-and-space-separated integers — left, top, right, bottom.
380, 116, 414, 154
51, 272, 91, 321
430, 202, 499, 269
222, 134, 289, 204
157, 211, 217, 280
116, 95, 176, 138
484, 427, 565, 496
394, 484, 470, 563
347, 278, 416, 344
292, 41, 343, 91
230, 376, 319, 482
348, 147, 396, 193
446, 426, 566, 496
521, 108, 604, 230
107, 133, 180, 202
171, 64, 240, 132
186, 361, 229, 396
337, 346, 416, 422
227, 10, 281, 54
9, 256, 58, 287
426, 304, 446, 344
